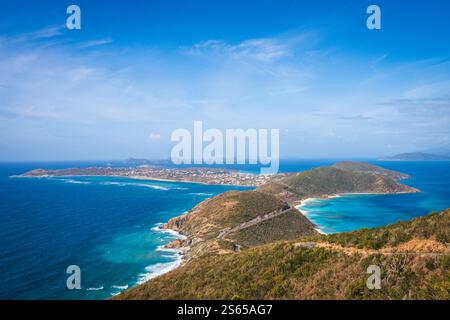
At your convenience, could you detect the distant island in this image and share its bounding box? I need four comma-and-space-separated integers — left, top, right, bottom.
382, 152, 450, 161
19, 166, 271, 187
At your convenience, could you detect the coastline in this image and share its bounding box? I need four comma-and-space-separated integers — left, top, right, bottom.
294, 192, 403, 235
294, 190, 421, 236
131, 224, 188, 289
296, 197, 330, 235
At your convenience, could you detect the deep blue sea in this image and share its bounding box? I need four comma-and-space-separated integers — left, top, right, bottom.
0, 160, 449, 299
0, 162, 249, 300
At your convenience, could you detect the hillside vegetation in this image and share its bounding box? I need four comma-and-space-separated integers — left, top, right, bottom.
259, 166, 418, 202
332, 161, 411, 180
116, 210, 449, 300
165, 191, 290, 239
322, 209, 450, 250
163, 190, 318, 258
227, 209, 317, 248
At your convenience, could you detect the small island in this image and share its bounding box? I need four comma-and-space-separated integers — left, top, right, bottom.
382, 152, 450, 161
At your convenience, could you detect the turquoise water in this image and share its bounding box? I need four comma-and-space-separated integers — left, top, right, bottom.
0, 162, 249, 299
0, 160, 449, 299
297, 161, 450, 234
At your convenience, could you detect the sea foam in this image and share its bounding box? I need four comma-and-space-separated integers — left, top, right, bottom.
86, 286, 104, 291
100, 181, 170, 190
137, 260, 183, 284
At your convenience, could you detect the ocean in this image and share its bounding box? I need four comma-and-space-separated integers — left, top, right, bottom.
0, 162, 249, 299
0, 160, 449, 299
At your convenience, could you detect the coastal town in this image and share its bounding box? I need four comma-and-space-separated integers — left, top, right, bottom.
20, 166, 274, 187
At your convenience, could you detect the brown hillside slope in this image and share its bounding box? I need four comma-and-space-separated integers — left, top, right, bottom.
116, 210, 449, 300
163, 190, 318, 258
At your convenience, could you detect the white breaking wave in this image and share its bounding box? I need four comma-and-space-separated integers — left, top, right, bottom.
111, 285, 129, 290
100, 181, 170, 190
151, 223, 187, 240
150, 223, 164, 232
133, 220, 187, 285
161, 254, 179, 258
101, 181, 124, 186
137, 259, 183, 284
135, 183, 170, 190
188, 192, 213, 196
62, 179, 90, 185
86, 286, 104, 291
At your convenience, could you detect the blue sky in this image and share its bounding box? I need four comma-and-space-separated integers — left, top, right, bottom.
1, 0, 450, 160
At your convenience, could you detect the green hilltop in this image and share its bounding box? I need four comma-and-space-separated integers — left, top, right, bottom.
258, 165, 418, 203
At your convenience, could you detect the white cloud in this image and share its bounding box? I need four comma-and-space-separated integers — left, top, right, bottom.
183, 37, 291, 62
10, 25, 65, 43
77, 38, 113, 49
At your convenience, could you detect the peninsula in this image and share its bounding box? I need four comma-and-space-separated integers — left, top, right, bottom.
20, 166, 272, 187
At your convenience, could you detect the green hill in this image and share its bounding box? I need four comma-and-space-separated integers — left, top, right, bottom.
115, 210, 450, 300
332, 161, 411, 180
322, 209, 450, 250
258, 166, 418, 202
163, 190, 318, 258
165, 190, 288, 238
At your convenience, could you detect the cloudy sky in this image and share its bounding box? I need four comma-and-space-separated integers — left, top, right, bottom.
1, 0, 450, 161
